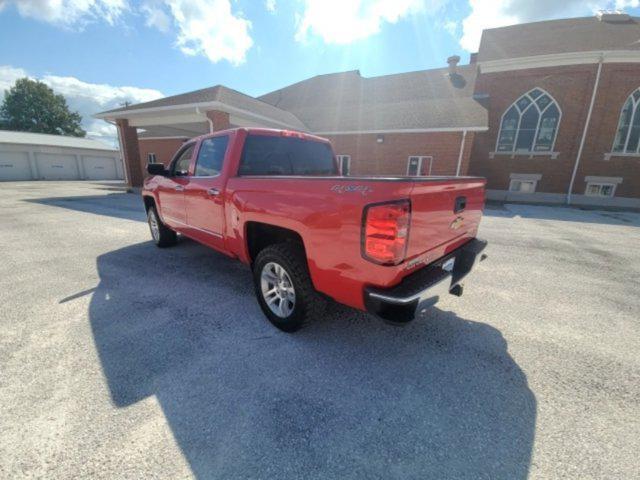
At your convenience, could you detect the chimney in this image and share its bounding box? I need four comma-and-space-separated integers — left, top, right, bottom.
469, 52, 478, 64
447, 55, 461, 75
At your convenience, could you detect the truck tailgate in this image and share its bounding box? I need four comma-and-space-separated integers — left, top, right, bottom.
406, 178, 485, 262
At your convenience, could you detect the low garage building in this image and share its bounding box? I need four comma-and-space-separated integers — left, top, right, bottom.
0, 131, 123, 181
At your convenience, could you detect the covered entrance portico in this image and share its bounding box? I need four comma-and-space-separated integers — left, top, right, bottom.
95, 85, 307, 187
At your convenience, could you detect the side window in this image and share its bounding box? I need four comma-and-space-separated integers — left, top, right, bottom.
612, 87, 640, 153
195, 136, 229, 176
172, 144, 194, 176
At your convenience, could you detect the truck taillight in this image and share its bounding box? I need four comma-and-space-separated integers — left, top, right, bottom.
362, 200, 411, 265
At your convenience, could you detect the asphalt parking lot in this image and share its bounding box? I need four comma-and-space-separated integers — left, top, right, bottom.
1, 181, 639, 479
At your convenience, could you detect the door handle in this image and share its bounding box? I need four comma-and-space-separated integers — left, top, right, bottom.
175, 185, 185, 191
207, 188, 220, 196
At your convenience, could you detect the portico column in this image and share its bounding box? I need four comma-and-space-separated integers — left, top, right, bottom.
116, 118, 143, 187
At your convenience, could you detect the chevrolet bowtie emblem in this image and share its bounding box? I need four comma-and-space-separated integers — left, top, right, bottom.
450, 216, 464, 230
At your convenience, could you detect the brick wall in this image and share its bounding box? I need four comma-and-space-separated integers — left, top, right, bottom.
470, 64, 596, 194
137, 138, 187, 180
575, 63, 640, 198
470, 63, 640, 200
324, 131, 474, 176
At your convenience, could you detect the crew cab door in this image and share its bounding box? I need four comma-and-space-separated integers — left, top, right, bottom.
157, 142, 194, 227
184, 135, 229, 247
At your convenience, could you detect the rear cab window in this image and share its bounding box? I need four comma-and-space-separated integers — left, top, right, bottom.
239, 134, 337, 176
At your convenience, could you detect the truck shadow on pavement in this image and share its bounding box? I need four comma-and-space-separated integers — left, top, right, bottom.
89, 239, 536, 479
25, 193, 146, 223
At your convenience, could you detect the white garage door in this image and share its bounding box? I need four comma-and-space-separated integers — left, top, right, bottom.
36, 153, 79, 180
0, 151, 32, 181
82, 156, 118, 180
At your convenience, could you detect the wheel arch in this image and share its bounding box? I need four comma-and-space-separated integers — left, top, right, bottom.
142, 194, 156, 212
245, 222, 307, 265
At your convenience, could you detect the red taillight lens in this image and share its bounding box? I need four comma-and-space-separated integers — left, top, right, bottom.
362, 200, 411, 265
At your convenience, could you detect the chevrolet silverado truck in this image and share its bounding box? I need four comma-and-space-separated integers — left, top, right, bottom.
143, 128, 487, 332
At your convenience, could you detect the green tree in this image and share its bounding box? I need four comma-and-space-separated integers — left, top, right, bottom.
0, 78, 85, 137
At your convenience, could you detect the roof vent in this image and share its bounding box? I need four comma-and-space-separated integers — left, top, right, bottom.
597, 10, 631, 23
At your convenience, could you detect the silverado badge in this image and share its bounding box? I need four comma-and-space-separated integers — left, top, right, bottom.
330, 184, 372, 196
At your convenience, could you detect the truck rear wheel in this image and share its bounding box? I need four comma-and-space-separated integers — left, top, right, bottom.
147, 206, 177, 248
252, 243, 323, 332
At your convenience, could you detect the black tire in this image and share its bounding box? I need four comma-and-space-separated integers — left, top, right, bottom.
147, 206, 177, 248
252, 243, 324, 332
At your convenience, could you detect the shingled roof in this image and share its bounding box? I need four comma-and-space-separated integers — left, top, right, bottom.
97, 65, 488, 133
97, 85, 306, 130
258, 65, 487, 132
478, 15, 640, 63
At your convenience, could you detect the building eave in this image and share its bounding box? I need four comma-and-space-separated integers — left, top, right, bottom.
479, 50, 640, 73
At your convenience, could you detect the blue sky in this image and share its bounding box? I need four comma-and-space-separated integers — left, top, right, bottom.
0, 0, 639, 143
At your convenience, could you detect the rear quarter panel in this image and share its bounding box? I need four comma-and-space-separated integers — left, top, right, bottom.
225, 176, 484, 310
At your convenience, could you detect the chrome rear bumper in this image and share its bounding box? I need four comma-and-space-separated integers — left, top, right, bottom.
363, 238, 488, 323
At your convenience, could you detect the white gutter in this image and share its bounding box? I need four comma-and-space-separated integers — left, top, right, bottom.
567, 55, 603, 205
315, 126, 488, 135
456, 129, 468, 176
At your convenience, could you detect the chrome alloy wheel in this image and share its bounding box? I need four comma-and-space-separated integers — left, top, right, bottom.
148, 209, 160, 242
260, 261, 296, 318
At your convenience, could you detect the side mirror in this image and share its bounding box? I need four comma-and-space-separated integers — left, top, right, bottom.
147, 163, 168, 176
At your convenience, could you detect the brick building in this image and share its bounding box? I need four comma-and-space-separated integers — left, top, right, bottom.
96, 12, 640, 209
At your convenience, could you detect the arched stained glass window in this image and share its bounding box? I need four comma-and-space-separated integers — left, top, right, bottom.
612, 88, 640, 154
496, 88, 561, 153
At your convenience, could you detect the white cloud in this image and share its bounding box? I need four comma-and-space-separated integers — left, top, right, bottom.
0, 65, 163, 145
153, 0, 253, 65
459, 0, 640, 51
0, 65, 28, 93
443, 19, 458, 36
265, 0, 276, 13
1, 0, 254, 66
0, 0, 127, 27
141, 1, 171, 32
295, 0, 430, 44
615, 0, 640, 7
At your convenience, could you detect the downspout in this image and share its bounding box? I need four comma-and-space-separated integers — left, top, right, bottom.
456, 129, 468, 176
107, 119, 129, 186
567, 54, 603, 204
196, 106, 214, 133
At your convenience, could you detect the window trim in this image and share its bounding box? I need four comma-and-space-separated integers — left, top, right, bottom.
611, 86, 640, 155
337, 154, 351, 176
509, 179, 537, 193
147, 152, 157, 164
406, 155, 433, 176
192, 135, 229, 178
585, 182, 617, 197
495, 87, 562, 155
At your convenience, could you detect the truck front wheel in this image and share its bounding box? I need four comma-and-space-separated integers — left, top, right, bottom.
253, 243, 323, 332
147, 206, 177, 248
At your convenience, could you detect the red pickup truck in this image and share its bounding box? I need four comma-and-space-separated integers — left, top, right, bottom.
143, 128, 487, 331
